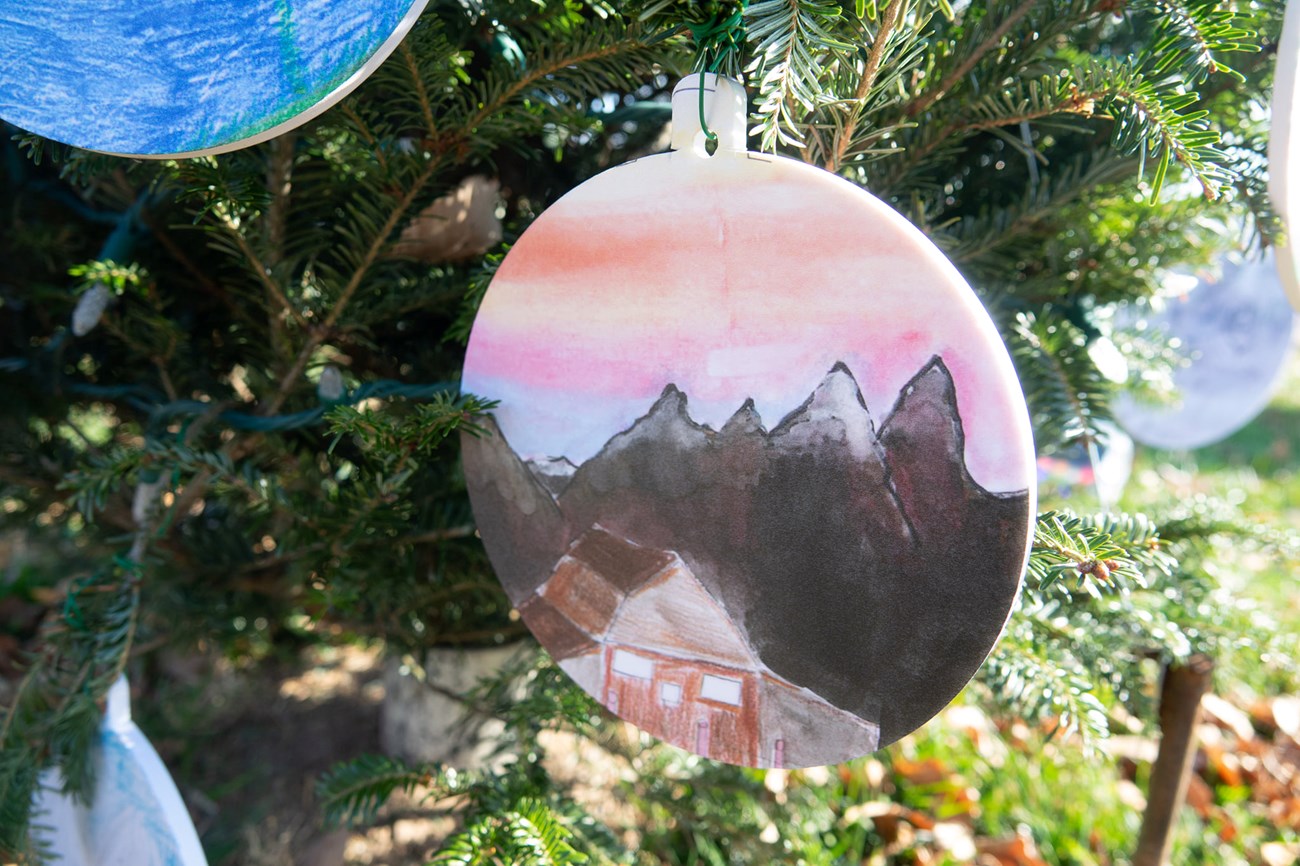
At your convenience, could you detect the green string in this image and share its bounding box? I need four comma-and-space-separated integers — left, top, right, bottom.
698, 78, 716, 143
685, 4, 748, 143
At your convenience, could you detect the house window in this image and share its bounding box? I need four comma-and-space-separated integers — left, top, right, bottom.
659, 682, 682, 706
611, 649, 654, 680
699, 674, 743, 706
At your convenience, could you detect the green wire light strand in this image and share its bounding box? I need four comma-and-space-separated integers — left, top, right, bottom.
1, 353, 457, 435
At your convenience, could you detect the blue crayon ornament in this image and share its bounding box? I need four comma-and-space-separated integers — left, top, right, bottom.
0, 0, 429, 157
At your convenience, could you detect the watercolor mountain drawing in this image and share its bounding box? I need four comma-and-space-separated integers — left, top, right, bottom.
459, 149, 1035, 766
463, 357, 1030, 766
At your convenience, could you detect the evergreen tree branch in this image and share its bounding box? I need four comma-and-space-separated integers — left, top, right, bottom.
747, 0, 853, 149
400, 41, 441, 138
141, 213, 245, 320
263, 156, 442, 417
906, 0, 1039, 118
218, 205, 307, 331
883, 59, 1231, 199
463, 37, 656, 139
0, 669, 37, 754
940, 152, 1136, 280
317, 754, 465, 827
265, 33, 658, 418
825, 0, 908, 171
1009, 309, 1112, 450
262, 132, 300, 355
338, 102, 390, 175
1137, 0, 1258, 84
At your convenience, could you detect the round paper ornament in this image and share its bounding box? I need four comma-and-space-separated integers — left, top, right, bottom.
1270, 0, 1300, 310
461, 74, 1036, 767
1113, 252, 1296, 451
0, 0, 429, 158
34, 676, 208, 866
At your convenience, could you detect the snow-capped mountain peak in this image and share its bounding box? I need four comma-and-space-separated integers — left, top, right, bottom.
770, 362, 880, 462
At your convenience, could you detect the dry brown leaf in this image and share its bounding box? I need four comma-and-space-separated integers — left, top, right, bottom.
905, 809, 936, 831
976, 833, 1048, 866
1205, 741, 1244, 787
1262, 779, 1292, 804
893, 757, 950, 786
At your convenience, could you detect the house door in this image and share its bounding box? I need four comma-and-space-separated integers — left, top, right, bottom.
694, 710, 749, 764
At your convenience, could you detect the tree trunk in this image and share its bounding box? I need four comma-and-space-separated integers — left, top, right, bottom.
1133, 654, 1215, 866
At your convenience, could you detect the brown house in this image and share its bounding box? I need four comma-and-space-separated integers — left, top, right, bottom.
519, 527, 879, 768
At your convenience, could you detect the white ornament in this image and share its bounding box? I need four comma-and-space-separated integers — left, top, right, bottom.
131, 476, 170, 527
1114, 252, 1296, 450
393, 175, 504, 263
1270, 0, 1300, 311
1037, 421, 1135, 509
33, 677, 208, 866
460, 74, 1036, 765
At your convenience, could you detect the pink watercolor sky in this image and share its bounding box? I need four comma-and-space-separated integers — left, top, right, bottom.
462, 153, 1035, 493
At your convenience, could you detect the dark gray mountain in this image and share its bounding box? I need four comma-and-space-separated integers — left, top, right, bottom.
525, 456, 578, 497
719, 398, 764, 438
460, 417, 569, 604
461, 356, 1031, 745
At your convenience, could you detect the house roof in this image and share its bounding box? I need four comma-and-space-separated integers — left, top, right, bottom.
518, 594, 598, 661
541, 556, 624, 638
536, 526, 762, 670
608, 568, 761, 669
538, 527, 676, 639
563, 526, 675, 593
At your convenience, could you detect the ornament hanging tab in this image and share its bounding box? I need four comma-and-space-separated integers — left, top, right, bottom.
671, 74, 748, 157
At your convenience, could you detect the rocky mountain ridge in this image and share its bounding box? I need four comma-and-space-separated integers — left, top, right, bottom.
461, 355, 1030, 745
